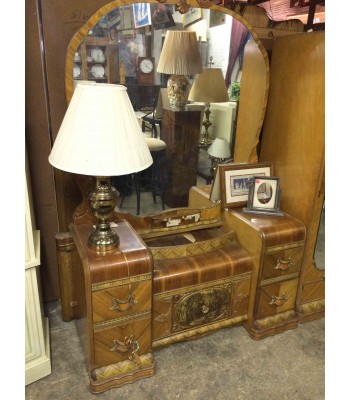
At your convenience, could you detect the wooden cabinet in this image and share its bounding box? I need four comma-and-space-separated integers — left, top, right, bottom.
75, 37, 118, 83
161, 108, 201, 207
259, 31, 325, 323
69, 222, 155, 394
222, 208, 306, 340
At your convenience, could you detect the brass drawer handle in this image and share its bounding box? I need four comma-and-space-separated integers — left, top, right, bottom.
108, 293, 138, 312
110, 335, 141, 365
269, 292, 288, 306
275, 257, 293, 271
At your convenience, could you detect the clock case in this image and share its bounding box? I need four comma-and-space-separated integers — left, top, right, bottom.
137, 57, 155, 85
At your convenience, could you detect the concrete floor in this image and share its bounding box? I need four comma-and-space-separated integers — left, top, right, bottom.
25, 163, 325, 399
25, 301, 324, 400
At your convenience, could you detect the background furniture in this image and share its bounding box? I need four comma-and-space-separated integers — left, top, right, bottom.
70, 221, 155, 393
259, 31, 325, 323
119, 138, 167, 215
25, 156, 51, 384
161, 108, 202, 207
75, 36, 118, 83
125, 84, 160, 113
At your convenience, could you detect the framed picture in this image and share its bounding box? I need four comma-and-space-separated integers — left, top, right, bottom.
210, 162, 272, 208
133, 3, 151, 28
183, 8, 203, 28
150, 4, 175, 30
243, 176, 283, 216
120, 5, 134, 30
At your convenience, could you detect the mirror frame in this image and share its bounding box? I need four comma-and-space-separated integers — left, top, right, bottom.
65, 0, 270, 111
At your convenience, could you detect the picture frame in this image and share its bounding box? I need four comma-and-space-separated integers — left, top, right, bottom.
182, 8, 203, 28
150, 4, 175, 30
243, 176, 283, 216
210, 162, 273, 209
120, 5, 134, 30
133, 3, 151, 28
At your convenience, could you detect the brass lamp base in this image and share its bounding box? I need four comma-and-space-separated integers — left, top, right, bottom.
88, 176, 119, 252
200, 103, 212, 146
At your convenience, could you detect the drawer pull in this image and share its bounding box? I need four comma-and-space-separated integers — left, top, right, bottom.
110, 335, 140, 365
108, 293, 138, 312
269, 292, 288, 306
275, 257, 293, 271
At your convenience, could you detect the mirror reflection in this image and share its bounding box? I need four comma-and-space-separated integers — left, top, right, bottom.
73, 3, 252, 141
70, 3, 261, 216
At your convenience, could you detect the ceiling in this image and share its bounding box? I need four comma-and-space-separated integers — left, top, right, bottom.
235, 0, 325, 27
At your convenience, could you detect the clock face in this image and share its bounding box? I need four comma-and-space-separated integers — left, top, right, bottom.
140, 58, 154, 74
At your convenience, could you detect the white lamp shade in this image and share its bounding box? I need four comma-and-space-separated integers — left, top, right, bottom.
207, 137, 231, 159
188, 68, 229, 103
157, 30, 203, 75
49, 83, 153, 176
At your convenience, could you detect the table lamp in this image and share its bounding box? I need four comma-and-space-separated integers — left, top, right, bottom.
207, 137, 231, 172
157, 30, 203, 110
48, 83, 153, 252
188, 68, 229, 145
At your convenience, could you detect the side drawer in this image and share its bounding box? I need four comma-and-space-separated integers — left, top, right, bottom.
92, 280, 152, 323
257, 278, 299, 319
261, 246, 304, 282
93, 313, 152, 369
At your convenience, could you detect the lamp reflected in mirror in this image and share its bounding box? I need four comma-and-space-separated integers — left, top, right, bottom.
188, 68, 229, 145
157, 30, 203, 110
207, 137, 231, 172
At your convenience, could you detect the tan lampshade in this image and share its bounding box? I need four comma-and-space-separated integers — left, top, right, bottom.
188, 68, 229, 103
49, 83, 153, 176
157, 30, 203, 75
207, 137, 231, 159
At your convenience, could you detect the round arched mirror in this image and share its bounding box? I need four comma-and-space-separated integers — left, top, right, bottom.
65, 1, 269, 116
65, 0, 270, 215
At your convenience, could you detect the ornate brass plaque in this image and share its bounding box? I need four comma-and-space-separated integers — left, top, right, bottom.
173, 286, 231, 332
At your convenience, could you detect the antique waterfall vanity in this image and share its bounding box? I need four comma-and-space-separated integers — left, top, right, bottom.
47, 0, 324, 394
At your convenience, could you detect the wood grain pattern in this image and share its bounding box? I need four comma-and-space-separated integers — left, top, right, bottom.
258, 31, 325, 322
257, 278, 299, 319
72, 223, 152, 284
90, 353, 155, 394
153, 240, 252, 294
94, 314, 152, 368
218, 207, 305, 339
92, 280, 152, 323
70, 221, 154, 392
261, 246, 304, 281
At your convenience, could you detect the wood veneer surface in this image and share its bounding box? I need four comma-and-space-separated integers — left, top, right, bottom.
72, 222, 152, 284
